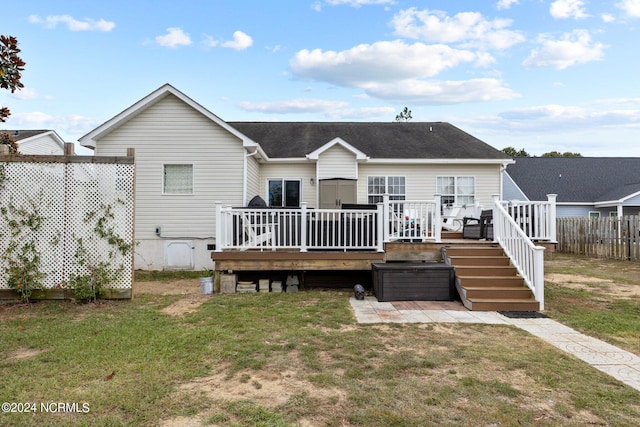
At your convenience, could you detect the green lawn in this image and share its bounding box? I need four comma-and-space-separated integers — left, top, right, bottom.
0, 255, 639, 426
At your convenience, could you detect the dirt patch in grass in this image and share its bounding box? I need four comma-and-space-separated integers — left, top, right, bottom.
5, 347, 43, 361
165, 363, 346, 426
546, 273, 640, 299
134, 278, 201, 296
160, 295, 212, 316
135, 278, 210, 316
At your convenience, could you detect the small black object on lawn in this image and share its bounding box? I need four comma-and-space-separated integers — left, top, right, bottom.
354, 284, 365, 300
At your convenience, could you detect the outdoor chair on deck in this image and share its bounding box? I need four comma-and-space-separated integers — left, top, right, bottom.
462, 209, 493, 240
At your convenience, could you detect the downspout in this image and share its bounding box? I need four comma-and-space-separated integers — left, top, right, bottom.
243, 148, 259, 206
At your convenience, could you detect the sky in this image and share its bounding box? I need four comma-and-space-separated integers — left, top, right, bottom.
1, 0, 640, 157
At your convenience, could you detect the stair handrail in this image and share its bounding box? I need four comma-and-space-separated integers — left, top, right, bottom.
491, 195, 546, 310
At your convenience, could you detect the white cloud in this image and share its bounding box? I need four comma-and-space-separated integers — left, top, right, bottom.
315, 0, 395, 9
155, 28, 192, 48
549, 0, 589, 19
289, 40, 516, 104
205, 31, 254, 50
498, 103, 640, 130
238, 98, 348, 114
523, 30, 606, 69
238, 98, 395, 119
391, 8, 524, 50
496, 0, 519, 11
360, 78, 519, 104
8, 111, 101, 137
617, 0, 640, 17
222, 31, 253, 50
601, 13, 616, 22
291, 40, 480, 86
28, 14, 116, 32
7, 87, 51, 101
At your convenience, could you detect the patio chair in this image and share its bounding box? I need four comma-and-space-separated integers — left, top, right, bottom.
462, 209, 493, 240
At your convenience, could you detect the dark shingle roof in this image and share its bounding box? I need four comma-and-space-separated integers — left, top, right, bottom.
506, 157, 640, 202
228, 122, 510, 160
0, 130, 50, 141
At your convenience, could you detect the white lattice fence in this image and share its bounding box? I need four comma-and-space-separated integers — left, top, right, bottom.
0, 156, 135, 297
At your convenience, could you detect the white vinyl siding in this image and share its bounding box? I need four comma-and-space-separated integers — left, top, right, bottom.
317, 145, 357, 180
17, 134, 64, 155
94, 93, 245, 240
358, 164, 501, 208
259, 163, 316, 206
246, 155, 261, 204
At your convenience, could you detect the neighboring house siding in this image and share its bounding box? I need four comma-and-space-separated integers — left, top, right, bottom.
317, 145, 357, 180
357, 164, 502, 207
259, 163, 316, 206
502, 171, 528, 201
556, 205, 594, 218
626, 193, 640, 205
18, 134, 64, 155
94, 94, 244, 270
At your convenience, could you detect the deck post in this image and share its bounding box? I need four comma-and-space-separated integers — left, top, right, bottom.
300, 202, 308, 252
492, 194, 501, 242
434, 194, 442, 243
382, 194, 390, 243
215, 202, 223, 251
376, 202, 384, 252
547, 194, 557, 243
534, 246, 545, 310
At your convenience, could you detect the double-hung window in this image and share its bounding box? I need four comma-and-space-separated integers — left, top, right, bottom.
367, 176, 406, 203
436, 176, 475, 207
268, 179, 301, 207
163, 164, 193, 194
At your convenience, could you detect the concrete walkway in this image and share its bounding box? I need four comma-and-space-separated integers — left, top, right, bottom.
350, 296, 640, 392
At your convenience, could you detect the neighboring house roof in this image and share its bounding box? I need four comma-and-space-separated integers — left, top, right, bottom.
505, 157, 640, 203
1, 129, 66, 154
229, 121, 511, 162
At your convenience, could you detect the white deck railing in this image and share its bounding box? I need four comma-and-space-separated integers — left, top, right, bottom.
384, 196, 441, 243
499, 194, 557, 242
491, 195, 546, 310
216, 197, 441, 252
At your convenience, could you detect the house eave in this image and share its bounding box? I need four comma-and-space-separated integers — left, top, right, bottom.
365, 158, 514, 165
79, 83, 257, 149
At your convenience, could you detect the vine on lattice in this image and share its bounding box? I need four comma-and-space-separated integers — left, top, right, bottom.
0, 188, 48, 302
0, 162, 134, 302
67, 200, 134, 303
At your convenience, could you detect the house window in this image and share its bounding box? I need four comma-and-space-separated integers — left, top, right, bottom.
163, 164, 193, 194
437, 176, 475, 207
589, 211, 600, 218
268, 179, 301, 207
609, 211, 618, 218
367, 176, 406, 203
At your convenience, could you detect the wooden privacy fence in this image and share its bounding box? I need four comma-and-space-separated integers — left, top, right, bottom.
556, 216, 640, 261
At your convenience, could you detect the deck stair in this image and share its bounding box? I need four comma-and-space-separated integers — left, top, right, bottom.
443, 244, 540, 312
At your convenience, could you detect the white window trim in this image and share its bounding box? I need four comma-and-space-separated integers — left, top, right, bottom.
162, 163, 194, 195
436, 175, 476, 207
266, 178, 303, 207
367, 175, 406, 203
588, 211, 600, 218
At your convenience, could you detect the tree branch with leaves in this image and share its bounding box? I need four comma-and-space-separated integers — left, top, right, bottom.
1, 35, 26, 123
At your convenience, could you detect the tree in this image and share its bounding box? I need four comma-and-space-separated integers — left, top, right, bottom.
395, 107, 412, 122
541, 151, 582, 157
501, 146, 530, 157
0, 131, 19, 154
1, 35, 26, 123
